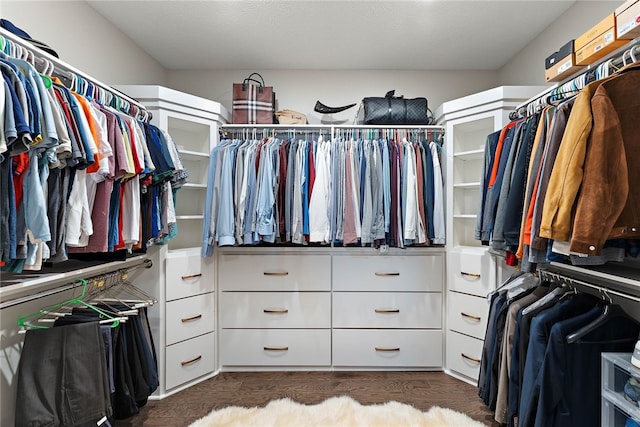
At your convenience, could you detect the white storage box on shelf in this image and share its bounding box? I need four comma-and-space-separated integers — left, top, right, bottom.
602, 352, 640, 427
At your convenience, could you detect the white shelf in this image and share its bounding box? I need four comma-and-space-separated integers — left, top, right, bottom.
179, 149, 210, 160
454, 149, 485, 159
453, 214, 477, 220
453, 182, 481, 189
181, 183, 207, 190
176, 215, 205, 220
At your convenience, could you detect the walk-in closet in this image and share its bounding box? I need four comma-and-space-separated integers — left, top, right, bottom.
3, 1, 640, 426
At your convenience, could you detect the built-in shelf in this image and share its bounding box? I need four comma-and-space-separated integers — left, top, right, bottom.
176, 215, 205, 220
179, 149, 210, 160
453, 182, 481, 189
454, 214, 477, 220
181, 183, 208, 190
454, 149, 485, 159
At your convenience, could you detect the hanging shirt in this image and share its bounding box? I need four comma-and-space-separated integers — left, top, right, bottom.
430, 141, 445, 245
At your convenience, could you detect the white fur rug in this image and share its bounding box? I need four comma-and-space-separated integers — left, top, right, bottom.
189, 395, 488, 427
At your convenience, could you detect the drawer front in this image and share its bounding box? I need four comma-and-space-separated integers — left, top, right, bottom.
219, 254, 331, 291
166, 250, 213, 301
220, 292, 331, 328
165, 332, 215, 390
220, 329, 331, 366
332, 255, 443, 292
447, 291, 489, 340
446, 331, 484, 381
332, 292, 442, 328
448, 247, 495, 297
332, 329, 443, 367
166, 292, 215, 345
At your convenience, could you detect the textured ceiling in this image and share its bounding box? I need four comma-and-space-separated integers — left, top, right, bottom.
87, 0, 578, 71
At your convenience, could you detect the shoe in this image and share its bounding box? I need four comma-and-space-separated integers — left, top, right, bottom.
314, 101, 357, 115
624, 377, 640, 406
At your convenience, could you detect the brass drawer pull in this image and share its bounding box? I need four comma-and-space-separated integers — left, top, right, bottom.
181, 355, 202, 366
181, 273, 202, 280
181, 314, 203, 323
461, 312, 481, 321
264, 346, 289, 351
461, 353, 481, 364
375, 272, 400, 277
375, 347, 400, 352
460, 271, 481, 279
375, 309, 400, 313
264, 309, 289, 314
263, 272, 289, 276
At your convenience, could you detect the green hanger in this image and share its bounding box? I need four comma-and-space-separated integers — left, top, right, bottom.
39, 74, 52, 89
17, 279, 121, 330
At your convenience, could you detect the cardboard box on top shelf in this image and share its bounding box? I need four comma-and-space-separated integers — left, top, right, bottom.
616, 0, 640, 39
575, 13, 632, 65
545, 40, 584, 82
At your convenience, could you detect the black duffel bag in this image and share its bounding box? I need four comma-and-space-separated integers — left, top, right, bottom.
362, 90, 433, 125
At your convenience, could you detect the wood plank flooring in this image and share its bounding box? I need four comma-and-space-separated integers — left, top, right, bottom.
117, 371, 499, 426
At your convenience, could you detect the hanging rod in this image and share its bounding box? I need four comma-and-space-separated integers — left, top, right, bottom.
220, 124, 444, 130
538, 265, 640, 303
0, 27, 150, 120
0, 256, 153, 308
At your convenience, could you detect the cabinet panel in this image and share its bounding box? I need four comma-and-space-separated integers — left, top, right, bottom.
448, 247, 495, 297
220, 292, 331, 328
332, 329, 443, 367
218, 254, 331, 291
332, 292, 442, 328
220, 329, 331, 366
166, 249, 213, 301
332, 255, 443, 292
447, 291, 489, 340
446, 330, 484, 380
165, 332, 215, 390
166, 292, 215, 345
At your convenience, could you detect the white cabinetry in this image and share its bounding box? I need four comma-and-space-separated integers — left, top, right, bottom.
116, 86, 229, 397
218, 250, 332, 368
332, 251, 444, 369
216, 247, 444, 370
435, 86, 546, 383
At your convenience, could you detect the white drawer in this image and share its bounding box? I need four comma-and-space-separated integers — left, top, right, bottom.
448, 246, 495, 297
165, 332, 215, 390
332, 255, 443, 292
332, 292, 442, 329
166, 249, 213, 301
166, 292, 215, 345
220, 292, 331, 328
220, 329, 331, 366
446, 330, 484, 381
332, 329, 443, 367
447, 291, 489, 340
219, 254, 331, 291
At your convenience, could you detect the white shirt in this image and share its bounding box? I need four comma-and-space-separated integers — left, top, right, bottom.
430, 142, 446, 244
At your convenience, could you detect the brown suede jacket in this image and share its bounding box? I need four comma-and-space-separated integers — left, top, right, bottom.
570, 63, 640, 255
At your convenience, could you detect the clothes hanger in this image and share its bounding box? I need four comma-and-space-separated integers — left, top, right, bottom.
17, 279, 126, 332
565, 289, 636, 344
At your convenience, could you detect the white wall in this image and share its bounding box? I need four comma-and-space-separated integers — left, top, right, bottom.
166, 69, 499, 124
2, 0, 167, 87
498, 1, 623, 85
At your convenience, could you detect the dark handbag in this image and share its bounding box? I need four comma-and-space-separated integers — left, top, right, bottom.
232, 73, 276, 124
362, 90, 433, 125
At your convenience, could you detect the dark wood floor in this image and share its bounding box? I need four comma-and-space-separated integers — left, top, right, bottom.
116, 371, 499, 427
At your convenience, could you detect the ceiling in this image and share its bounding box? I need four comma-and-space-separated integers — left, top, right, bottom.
86, 0, 579, 71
